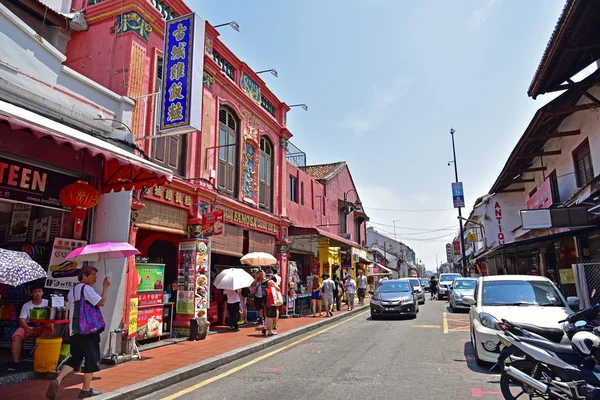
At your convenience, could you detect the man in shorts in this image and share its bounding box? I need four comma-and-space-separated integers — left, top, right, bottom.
345, 275, 356, 311
357, 270, 367, 306
321, 273, 335, 317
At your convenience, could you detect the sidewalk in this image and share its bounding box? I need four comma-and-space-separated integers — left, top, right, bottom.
0, 302, 368, 400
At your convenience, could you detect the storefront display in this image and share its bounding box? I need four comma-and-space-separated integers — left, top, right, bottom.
135, 263, 170, 340
174, 240, 210, 330
45, 237, 87, 290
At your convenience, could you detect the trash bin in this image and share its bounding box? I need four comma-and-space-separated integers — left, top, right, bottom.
34, 337, 62, 373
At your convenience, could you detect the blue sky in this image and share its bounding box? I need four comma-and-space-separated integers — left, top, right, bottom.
192, 0, 566, 269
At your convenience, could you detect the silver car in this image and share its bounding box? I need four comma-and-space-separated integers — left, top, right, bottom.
448, 278, 477, 312
408, 277, 426, 304
438, 273, 462, 300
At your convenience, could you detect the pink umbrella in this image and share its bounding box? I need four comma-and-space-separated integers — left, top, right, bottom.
66, 242, 140, 275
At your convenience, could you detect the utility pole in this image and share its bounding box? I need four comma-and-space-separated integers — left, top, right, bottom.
451, 128, 467, 274
392, 220, 400, 243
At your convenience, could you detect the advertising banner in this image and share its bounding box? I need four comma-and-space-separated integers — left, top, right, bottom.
446, 243, 453, 263
7, 204, 32, 243
136, 264, 165, 292
128, 296, 138, 338
451, 182, 465, 208
201, 210, 224, 237
453, 240, 461, 256
526, 177, 553, 209
136, 306, 163, 340
45, 237, 87, 290
138, 293, 164, 307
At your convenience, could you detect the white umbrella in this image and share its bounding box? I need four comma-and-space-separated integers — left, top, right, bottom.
240, 252, 277, 267
213, 268, 255, 290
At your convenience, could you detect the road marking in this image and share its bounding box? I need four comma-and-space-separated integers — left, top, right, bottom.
411, 325, 441, 328
443, 312, 449, 333
471, 388, 502, 397
160, 311, 369, 400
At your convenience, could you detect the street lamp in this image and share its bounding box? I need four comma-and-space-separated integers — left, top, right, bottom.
289, 104, 308, 111
256, 69, 278, 77
450, 128, 467, 275
213, 21, 240, 32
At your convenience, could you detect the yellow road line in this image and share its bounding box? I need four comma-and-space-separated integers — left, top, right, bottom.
161, 311, 369, 400
443, 312, 449, 334
411, 325, 441, 328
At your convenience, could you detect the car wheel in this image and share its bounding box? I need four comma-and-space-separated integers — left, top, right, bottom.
471, 328, 485, 366
371, 314, 378, 320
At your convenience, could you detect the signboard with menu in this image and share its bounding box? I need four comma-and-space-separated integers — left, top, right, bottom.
175, 240, 210, 322
45, 237, 87, 290
136, 264, 165, 292
201, 210, 224, 237
136, 306, 163, 340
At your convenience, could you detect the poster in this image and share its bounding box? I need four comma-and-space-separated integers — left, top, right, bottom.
32, 217, 52, 243
139, 293, 163, 307
135, 264, 165, 292
559, 269, 576, 285
7, 204, 32, 243
136, 306, 163, 340
45, 237, 87, 290
201, 210, 224, 237
128, 296, 138, 338
176, 290, 194, 314
195, 241, 209, 318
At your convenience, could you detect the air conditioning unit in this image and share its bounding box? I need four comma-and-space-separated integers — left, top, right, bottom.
352, 253, 359, 263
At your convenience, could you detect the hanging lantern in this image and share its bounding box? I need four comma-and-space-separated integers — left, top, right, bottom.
59, 180, 100, 233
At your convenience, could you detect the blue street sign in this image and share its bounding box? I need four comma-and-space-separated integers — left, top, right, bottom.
451, 182, 465, 208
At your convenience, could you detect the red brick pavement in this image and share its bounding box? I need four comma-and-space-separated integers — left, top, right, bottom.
0, 306, 362, 399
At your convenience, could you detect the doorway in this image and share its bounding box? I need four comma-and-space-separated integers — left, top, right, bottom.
147, 240, 177, 290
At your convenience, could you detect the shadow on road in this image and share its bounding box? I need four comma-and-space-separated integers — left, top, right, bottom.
464, 342, 501, 378
367, 316, 416, 321
447, 306, 469, 314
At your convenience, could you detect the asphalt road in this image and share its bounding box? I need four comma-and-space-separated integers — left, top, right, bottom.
141, 298, 504, 400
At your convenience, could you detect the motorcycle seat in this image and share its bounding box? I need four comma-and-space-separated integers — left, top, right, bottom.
506, 321, 565, 343
519, 336, 576, 355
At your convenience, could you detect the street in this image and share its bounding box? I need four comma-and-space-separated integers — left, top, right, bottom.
141, 299, 503, 400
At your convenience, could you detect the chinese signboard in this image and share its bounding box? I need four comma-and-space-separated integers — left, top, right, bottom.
138, 293, 164, 307
45, 237, 87, 290
453, 240, 461, 255
467, 232, 478, 242
213, 206, 279, 234
151, 185, 192, 208
451, 182, 465, 208
136, 306, 163, 340
446, 243, 453, 263
0, 156, 75, 211
201, 210, 224, 237
135, 264, 165, 292
526, 177, 553, 209
159, 13, 204, 135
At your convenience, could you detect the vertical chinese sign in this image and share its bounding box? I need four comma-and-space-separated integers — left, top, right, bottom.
159, 13, 205, 134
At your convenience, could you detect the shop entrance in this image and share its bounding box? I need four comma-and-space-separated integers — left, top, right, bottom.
147, 240, 177, 291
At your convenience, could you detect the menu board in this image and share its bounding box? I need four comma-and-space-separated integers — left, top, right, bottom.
136, 264, 165, 292
176, 240, 210, 319
136, 306, 163, 340
45, 237, 87, 290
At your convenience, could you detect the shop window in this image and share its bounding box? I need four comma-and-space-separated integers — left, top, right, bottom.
152, 55, 187, 176
549, 170, 560, 203
289, 175, 298, 203
217, 108, 239, 196
573, 138, 594, 187
259, 137, 273, 211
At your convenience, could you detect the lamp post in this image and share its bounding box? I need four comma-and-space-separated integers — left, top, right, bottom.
450, 128, 467, 275
213, 21, 240, 32
343, 189, 362, 280
288, 104, 308, 111
256, 69, 278, 77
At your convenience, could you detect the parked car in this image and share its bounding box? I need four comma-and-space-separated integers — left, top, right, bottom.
370, 279, 419, 319
437, 273, 462, 300
448, 278, 477, 312
463, 275, 579, 365
420, 278, 430, 292
408, 277, 426, 304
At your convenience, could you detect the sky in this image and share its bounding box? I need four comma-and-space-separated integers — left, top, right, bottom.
190, 0, 568, 271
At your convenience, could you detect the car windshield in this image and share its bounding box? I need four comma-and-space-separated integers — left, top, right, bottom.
482, 280, 565, 307
440, 274, 461, 282
420, 279, 429, 285
376, 282, 411, 293
409, 279, 421, 286
454, 280, 476, 289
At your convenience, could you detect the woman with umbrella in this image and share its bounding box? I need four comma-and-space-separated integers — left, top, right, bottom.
213, 268, 255, 332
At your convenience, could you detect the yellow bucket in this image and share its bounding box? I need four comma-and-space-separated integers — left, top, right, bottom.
34, 337, 62, 373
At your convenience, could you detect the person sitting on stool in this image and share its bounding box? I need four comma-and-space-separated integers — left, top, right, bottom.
10, 285, 52, 371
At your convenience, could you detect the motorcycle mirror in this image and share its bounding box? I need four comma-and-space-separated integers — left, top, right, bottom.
575, 320, 586, 328
592, 289, 597, 298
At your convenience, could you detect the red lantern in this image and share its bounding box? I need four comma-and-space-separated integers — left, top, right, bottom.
59, 180, 100, 233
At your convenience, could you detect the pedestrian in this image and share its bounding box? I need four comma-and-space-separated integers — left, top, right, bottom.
429, 275, 438, 300
333, 275, 342, 312
265, 278, 281, 336
223, 288, 241, 331
252, 270, 265, 326
240, 285, 250, 325
46, 266, 109, 399
321, 273, 335, 317
311, 275, 322, 317
345, 274, 356, 311
357, 270, 367, 306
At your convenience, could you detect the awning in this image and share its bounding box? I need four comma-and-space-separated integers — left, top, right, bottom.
358, 256, 371, 264
0, 100, 173, 193
375, 263, 393, 273
288, 226, 359, 248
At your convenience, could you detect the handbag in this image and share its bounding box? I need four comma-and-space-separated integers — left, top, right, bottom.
72, 284, 105, 335
267, 286, 283, 307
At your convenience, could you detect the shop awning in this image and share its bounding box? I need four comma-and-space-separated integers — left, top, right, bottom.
0, 100, 173, 193
288, 226, 359, 248
358, 256, 371, 264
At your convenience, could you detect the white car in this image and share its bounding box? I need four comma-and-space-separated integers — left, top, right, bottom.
464, 275, 579, 365
437, 273, 462, 300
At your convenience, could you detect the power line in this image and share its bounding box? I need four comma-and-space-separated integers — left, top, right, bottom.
367, 221, 456, 231
364, 206, 454, 212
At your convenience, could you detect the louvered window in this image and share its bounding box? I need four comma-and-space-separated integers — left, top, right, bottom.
152, 56, 187, 176
259, 137, 273, 211
213, 51, 235, 80
573, 139, 594, 187
218, 108, 238, 196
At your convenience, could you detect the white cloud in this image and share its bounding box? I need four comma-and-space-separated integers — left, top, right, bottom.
341, 75, 412, 137
468, 0, 500, 32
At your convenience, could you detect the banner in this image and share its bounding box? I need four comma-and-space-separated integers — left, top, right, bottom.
201, 210, 224, 237
135, 264, 165, 292
7, 204, 32, 243
451, 182, 465, 208
453, 240, 461, 256
445, 243, 453, 263
138, 293, 164, 306
136, 306, 163, 340
128, 296, 138, 338
45, 237, 87, 290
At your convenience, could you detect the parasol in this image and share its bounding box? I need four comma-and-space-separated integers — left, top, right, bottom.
0, 248, 47, 286
213, 268, 255, 291
240, 252, 277, 267
66, 242, 140, 275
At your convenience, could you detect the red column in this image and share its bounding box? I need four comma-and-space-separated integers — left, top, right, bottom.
122, 224, 139, 330
275, 242, 289, 297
